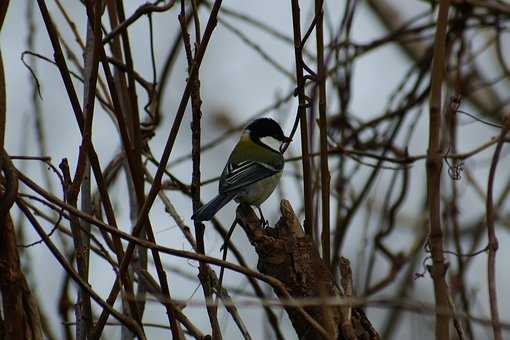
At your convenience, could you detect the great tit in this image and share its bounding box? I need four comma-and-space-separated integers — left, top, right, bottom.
191, 118, 291, 222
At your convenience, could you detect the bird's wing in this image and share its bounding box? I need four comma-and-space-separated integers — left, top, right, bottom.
220, 161, 279, 194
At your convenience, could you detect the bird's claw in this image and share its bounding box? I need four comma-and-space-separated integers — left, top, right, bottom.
259, 218, 269, 228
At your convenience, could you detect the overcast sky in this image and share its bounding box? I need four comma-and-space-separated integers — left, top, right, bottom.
1, 1, 509, 339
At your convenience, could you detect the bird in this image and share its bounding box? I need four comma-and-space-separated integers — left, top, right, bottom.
191, 117, 291, 223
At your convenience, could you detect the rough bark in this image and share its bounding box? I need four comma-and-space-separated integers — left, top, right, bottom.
0, 152, 43, 340
236, 200, 379, 340
0, 215, 44, 340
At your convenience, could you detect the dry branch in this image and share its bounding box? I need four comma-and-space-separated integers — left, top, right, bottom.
427, 1, 453, 340
4, 0, 510, 338
236, 200, 379, 340
0, 151, 43, 340
485, 115, 509, 340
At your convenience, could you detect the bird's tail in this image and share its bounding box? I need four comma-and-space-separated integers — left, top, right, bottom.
191, 194, 234, 221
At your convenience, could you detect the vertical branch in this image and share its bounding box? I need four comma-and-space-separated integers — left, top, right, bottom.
180, 1, 222, 339
60, 8, 99, 338
315, 0, 330, 266
290, 0, 314, 237
0, 0, 7, 151
0, 213, 44, 340
0, 51, 4, 152
448, 107, 471, 340
485, 118, 508, 340
427, 1, 451, 340
68, 1, 107, 336
72, 5, 100, 337
0, 152, 43, 340
61, 157, 93, 339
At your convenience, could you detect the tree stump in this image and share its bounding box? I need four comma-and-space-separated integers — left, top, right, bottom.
236, 200, 379, 340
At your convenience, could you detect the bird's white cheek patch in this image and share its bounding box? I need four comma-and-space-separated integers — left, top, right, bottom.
260, 136, 282, 152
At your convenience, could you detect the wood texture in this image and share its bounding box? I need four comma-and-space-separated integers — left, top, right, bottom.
236, 200, 379, 340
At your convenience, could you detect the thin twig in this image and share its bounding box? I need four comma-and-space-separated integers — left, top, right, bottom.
102, 0, 177, 44
484, 116, 509, 340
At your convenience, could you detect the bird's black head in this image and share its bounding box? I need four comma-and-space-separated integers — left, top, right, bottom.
246, 118, 290, 142
245, 118, 291, 153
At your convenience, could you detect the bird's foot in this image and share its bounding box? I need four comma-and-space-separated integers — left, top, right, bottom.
258, 217, 269, 228
256, 206, 269, 228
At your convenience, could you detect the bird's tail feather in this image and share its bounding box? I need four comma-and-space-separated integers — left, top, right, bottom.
191, 194, 234, 221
